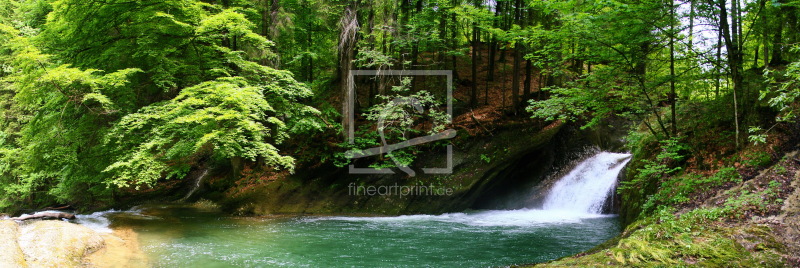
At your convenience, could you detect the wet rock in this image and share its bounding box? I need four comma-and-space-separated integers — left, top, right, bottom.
17, 221, 104, 267
0, 220, 27, 267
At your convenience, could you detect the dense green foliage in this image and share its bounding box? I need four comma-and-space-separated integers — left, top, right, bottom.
0, 0, 798, 223
0, 0, 320, 210
0, 0, 799, 266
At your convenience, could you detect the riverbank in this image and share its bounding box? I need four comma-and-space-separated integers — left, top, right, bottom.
528, 150, 800, 266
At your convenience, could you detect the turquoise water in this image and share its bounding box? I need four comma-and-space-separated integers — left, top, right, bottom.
100, 205, 620, 268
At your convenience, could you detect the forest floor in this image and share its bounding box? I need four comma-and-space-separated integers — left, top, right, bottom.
450, 45, 543, 136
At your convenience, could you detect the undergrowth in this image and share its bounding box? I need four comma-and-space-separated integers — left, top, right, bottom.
538, 205, 786, 267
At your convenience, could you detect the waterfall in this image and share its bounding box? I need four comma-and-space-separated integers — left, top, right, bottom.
180, 169, 209, 202
542, 152, 631, 214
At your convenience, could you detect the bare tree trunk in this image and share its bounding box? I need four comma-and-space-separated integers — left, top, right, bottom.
770, 10, 784, 65
760, 0, 769, 67
510, 0, 522, 113
719, 0, 743, 148
262, 0, 282, 67
669, 0, 677, 136
339, 1, 359, 141
471, 24, 479, 107
450, 0, 459, 80
308, 30, 314, 83
523, 5, 533, 99
411, 0, 423, 71
524, 59, 532, 98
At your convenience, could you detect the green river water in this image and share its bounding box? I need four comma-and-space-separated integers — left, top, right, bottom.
74, 152, 630, 267
86, 205, 620, 268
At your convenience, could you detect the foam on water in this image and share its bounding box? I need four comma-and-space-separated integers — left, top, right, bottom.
74, 208, 144, 233
315, 208, 613, 227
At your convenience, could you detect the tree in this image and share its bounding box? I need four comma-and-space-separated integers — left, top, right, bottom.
0, 0, 320, 210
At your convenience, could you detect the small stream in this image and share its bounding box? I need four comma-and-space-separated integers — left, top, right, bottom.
74, 152, 630, 267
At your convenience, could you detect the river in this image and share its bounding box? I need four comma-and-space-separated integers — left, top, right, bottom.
76, 152, 630, 267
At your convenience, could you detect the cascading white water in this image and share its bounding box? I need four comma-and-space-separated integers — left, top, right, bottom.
542, 152, 632, 214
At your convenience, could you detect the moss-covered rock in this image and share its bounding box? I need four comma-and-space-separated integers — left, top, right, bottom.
215, 121, 617, 215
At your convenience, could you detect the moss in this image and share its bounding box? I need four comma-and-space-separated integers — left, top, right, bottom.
529, 208, 787, 267
530, 152, 800, 267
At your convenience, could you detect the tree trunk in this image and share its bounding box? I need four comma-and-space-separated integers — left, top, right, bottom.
307, 30, 314, 83
438, 5, 448, 68
669, 0, 677, 136
770, 9, 784, 65
510, 0, 522, 112
524, 59, 532, 98
339, 1, 359, 141
411, 0, 423, 86
263, 0, 281, 67
450, 0, 459, 80
760, 0, 769, 67
719, 0, 743, 148
471, 24, 479, 107
9, 212, 76, 221
523, 5, 533, 99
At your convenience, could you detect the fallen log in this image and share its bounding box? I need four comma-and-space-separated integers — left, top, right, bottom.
9, 212, 75, 221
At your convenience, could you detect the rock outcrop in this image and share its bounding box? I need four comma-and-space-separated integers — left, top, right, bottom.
0, 220, 104, 267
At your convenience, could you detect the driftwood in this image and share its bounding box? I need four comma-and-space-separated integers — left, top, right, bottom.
9, 212, 75, 221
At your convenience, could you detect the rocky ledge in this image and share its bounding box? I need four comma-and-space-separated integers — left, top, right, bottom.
0, 219, 143, 267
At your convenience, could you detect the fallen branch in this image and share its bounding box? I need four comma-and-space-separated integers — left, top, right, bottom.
470, 110, 493, 136
9, 212, 75, 221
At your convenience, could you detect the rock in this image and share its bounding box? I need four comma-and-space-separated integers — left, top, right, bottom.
85, 228, 149, 268
0, 220, 27, 267
17, 221, 104, 267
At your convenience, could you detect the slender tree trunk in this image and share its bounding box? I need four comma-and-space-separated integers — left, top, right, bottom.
488, 35, 496, 81
489, 1, 502, 80
669, 0, 677, 136
716, 26, 722, 98
411, 0, 423, 70
523, 4, 532, 98
787, 5, 799, 49
719, 0, 743, 148
510, 0, 522, 112
524, 59, 532, 98
760, 0, 769, 67
450, 0, 459, 80
770, 10, 784, 65
262, 0, 281, 67
438, 6, 448, 68
308, 30, 314, 83
471, 24, 479, 107
339, 1, 359, 141
498, 0, 508, 63
689, 0, 694, 42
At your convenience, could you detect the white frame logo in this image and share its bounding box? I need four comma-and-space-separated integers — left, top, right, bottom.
345, 70, 455, 176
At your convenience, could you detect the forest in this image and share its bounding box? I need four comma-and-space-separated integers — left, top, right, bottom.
1, 0, 800, 266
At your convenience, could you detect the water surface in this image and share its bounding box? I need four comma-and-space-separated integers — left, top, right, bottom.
93, 206, 620, 268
